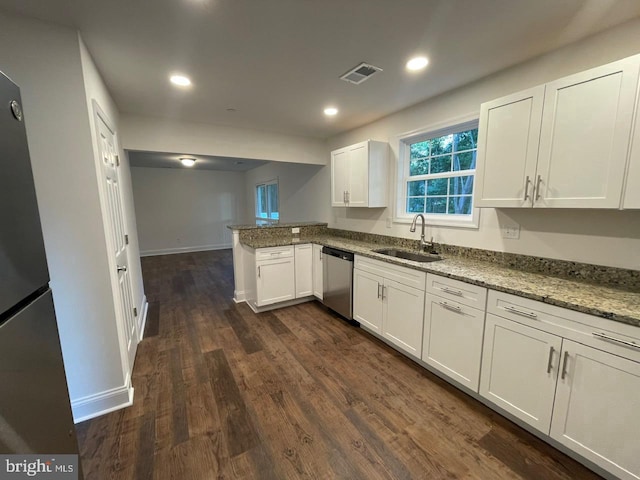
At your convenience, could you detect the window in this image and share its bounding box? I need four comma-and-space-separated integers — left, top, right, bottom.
397, 118, 479, 227
255, 179, 279, 224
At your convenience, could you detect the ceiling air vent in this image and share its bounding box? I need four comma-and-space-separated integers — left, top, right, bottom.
340, 62, 383, 85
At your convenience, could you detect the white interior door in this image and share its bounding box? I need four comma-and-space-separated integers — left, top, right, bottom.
95, 109, 138, 371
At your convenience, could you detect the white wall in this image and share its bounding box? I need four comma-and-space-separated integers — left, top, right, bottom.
121, 114, 327, 166
0, 11, 133, 417
244, 161, 330, 224
132, 167, 246, 255
325, 18, 640, 270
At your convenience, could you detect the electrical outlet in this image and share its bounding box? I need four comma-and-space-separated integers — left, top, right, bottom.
502, 223, 521, 240
386, 217, 392, 228
291, 227, 300, 234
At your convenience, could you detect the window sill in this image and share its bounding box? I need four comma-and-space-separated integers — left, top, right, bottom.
393, 212, 480, 230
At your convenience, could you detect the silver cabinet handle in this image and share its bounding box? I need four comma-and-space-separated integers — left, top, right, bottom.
377, 283, 382, 299
346, 191, 350, 204
381, 285, 386, 300
561, 351, 569, 380
319, 250, 323, 261
504, 305, 537, 319
523, 175, 531, 201
592, 332, 640, 350
534, 174, 543, 201
441, 286, 463, 297
257, 266, 261, 278
343, 191, 347, 203
439, 301, 462, 313
117, 265, 127, 272
546, 346, 555, 374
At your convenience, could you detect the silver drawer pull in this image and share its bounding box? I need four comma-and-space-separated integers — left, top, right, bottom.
441, 286, 463, 297
504, 305, 537, 319
592, 332, 640, 350
270, 251, 283, 256
546, 346, 555, 374
561, 351, 569, 380
439, 301, 462, 313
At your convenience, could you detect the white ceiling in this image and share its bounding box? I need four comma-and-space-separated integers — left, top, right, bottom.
128, 150, 267, 171
2, 0, 640, 139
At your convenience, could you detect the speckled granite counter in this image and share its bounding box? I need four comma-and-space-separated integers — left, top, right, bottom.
241, 234, 640, 328
227, 222, 327, 230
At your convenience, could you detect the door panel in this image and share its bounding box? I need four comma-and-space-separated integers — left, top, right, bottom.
353, 269, 383, 333
295, 244, 313, 298
256, 258, 295, 306
312, 244, 323, 299
382, 279, 425, 359
347, 143, 368, 206
331, 149, 349, 206
551, 340, 640, 480
0, 73, 49, 315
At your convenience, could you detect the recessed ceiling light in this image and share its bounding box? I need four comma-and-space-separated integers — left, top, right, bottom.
180, 157, 196, 167
170, 74, 192, 87
324, 107, 338, 116
406, 56, 429, 71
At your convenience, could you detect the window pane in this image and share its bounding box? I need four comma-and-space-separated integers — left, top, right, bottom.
407, 197, 425, 213
410, 140, 430, 159
267, 183, 278, 219
431, 134, 453, 155
426, 197, 447, 214
449, 175, 474, 196
453, 151, 476, 171
453, 129, 478, 152
448, 196, 473, 215
410, 158, 430, 176
430, 155, 452, 174
256, 185, 267, 217
408, 180, 425, 196
426, 178, 447, 195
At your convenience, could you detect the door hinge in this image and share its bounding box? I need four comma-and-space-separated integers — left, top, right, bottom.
115, 154, 120, 167
133, 307, 138, 317
124, 234, 129, 245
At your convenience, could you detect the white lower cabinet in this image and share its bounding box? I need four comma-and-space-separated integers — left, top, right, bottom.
294, 244, 313, 298
353, 255, 426, 359
256, 257, 295, 306
312, 244, 323, 299
550, 340, 640, 480
422, 293, 486, 392
480, 313, 562, 433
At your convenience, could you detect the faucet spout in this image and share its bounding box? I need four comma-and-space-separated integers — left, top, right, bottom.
410, 214, 434, 252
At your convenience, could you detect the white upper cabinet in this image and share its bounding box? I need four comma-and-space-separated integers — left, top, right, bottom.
331, 140, 388, 207
623, 88, 640, 209
475, 86, 544, 207
476, 55, 640, 209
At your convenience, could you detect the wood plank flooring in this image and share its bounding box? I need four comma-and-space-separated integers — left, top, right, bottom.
76, 250, 602, 479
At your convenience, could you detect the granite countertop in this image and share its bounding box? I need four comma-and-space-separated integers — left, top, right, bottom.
227, 222, 328, 230
242, 235, 640, 328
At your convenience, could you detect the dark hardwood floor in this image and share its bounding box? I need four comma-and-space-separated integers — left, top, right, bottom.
76, 250, 601, 479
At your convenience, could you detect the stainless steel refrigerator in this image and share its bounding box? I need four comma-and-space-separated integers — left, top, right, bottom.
0, 71, 81, 460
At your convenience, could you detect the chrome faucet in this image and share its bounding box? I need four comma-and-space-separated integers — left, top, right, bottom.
410, 214, 434, 252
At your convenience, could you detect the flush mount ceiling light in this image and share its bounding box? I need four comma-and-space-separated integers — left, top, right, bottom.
180, 157, 196, 167
406, 56, 429, 71
324, 107, 338, 116
170, 74, 192, 87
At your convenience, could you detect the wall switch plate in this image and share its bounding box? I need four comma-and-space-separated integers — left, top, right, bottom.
292, 227, 300, 234
386, 217, 392, 228
502, 223, 521, 239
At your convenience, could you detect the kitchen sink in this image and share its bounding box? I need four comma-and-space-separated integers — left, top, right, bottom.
373, 248, 442, 263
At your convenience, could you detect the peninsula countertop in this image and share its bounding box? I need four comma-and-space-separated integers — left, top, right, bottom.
241, 234, 640, 328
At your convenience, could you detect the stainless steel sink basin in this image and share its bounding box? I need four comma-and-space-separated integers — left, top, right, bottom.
373, 248, 443, 263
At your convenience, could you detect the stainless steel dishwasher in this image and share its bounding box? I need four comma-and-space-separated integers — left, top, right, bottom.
322, 246, 354, 320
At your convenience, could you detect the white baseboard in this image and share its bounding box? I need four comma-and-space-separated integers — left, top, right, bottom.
138, 295, 149, 342
233, 290, 246, 303
72, 382, 134, 424
140, 243, 232, 257
246, 296, 314, 314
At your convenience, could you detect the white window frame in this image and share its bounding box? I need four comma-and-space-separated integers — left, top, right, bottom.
394, 113, 481, 229
255, 178, 279, 225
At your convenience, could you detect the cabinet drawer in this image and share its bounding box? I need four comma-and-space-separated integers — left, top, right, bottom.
256, 245, 294, 261
426, 274, 487, 310
488, 290, 640, 363
355, 255, 426, 291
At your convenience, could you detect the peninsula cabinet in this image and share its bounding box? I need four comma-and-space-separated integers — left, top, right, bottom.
331, 140, 388, 207
294, 244, 313, 298
353, 255, 426, 359
255, 246, 295, 307
475, 54, 640, 209
312, 244, 323, 299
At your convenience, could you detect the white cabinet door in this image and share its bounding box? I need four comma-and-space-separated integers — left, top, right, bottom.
353, 268, 383, 333
312, 244, 323, 299
422, 294, 485, 392
331, 149, 349, 206
347, 142, 368, 206
623, 98, 640, 208
382, 279, 425, 359
551, 340, 640, 480
294, 244, 313, 298
536, 59, 640, 208
256, 258, 295, 306
475, 86, 544, 207
480, 314, 562, 434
